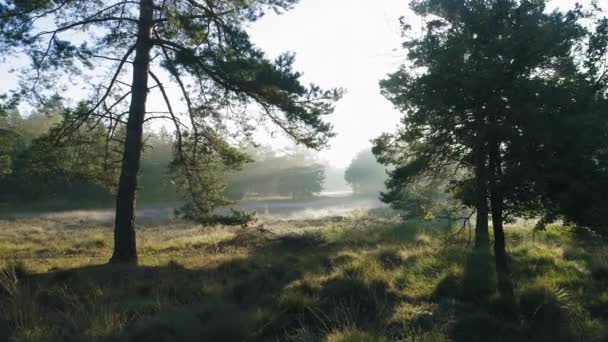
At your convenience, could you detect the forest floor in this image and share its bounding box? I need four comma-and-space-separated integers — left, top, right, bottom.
0, 211, 607, 341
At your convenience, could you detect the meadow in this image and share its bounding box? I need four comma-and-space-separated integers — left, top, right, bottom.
0, 211, 607, 341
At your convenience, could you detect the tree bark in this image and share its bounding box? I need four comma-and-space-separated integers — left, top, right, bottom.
109, 0, 154, 264
490, 188, 508, 275
489, 140, 512, 297
474, 146, 490, 248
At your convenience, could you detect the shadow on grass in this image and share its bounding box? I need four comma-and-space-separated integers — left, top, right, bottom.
429, 243, 594, 342
2, 226, 384, 341
431, 247, 522, 342
1, 223, 604, 342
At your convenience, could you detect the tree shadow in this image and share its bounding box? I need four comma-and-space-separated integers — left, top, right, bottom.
554, 230, 608, 319
4, 224, 597, 341
428, 246, 525, 342
427, 241, 593, 342
3, 228, 392, 341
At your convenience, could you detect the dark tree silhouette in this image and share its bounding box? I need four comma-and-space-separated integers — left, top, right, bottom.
375, 0, 608, 294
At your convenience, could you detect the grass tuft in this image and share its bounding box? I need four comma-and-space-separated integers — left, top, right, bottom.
325, 328, 386, 342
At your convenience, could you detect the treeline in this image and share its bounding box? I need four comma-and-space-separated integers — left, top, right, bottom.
0, 105, 177, 209
0, 107, 336, 209
225, 146, 326, 200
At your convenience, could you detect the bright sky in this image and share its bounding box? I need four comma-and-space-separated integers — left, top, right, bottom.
0, 0, 596, 169
247, 0, 413, 167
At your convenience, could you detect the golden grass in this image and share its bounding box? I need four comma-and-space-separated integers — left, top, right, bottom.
0, 215, 606, 341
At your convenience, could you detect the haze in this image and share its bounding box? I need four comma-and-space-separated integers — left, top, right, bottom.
246, 0, 589, 167
2, 0, 608, 341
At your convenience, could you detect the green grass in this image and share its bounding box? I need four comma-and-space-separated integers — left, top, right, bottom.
0, 214, 607, 341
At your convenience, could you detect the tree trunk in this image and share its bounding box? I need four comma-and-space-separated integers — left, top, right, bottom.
475, 146, 490, 248
109, 0, 154, 264
490, 191, 508, 276
489, 141, 512, 297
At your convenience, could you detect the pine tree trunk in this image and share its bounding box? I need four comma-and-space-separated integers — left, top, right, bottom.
490, 189, 508, 275
109, 0, 154, 264
489, 141, 512, 297
490, 196, 509, 281
475, 147, 490, 248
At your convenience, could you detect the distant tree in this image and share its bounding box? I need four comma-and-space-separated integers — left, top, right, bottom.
344, 149, 386, 196
222, 145, 275, 199
223, 145, 325, 200
0, 0, 342, 263
138, 127, 179, 204
376, 0, 607, 293
277, 164, 325, 199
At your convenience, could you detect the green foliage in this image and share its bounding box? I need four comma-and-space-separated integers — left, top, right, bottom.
138, 128, 179, 204
375, 0, 608, 237
224, 145, 326, 200
0, 107, 179, 209
0, 109, 327, 216
371, 141, 464, 222
0, 105, 120, 206
0, 109, 19, 177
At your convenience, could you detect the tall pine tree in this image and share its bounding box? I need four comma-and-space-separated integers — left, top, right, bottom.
0, 0, 342, 263
375, 0, 607, 293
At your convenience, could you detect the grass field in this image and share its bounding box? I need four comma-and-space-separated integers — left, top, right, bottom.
0, 211, 607, 341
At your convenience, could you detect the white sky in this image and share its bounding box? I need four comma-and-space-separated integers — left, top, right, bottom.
247, 0, 413, 167
0, 0, 596, 168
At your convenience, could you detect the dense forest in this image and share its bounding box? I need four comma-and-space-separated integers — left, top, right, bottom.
1, 0, 608, 341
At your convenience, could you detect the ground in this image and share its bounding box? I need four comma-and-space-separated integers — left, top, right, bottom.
0, 210, 607, 341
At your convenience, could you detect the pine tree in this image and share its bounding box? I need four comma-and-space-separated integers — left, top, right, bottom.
0, 0, 342, 263
375, 0, 607, 294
